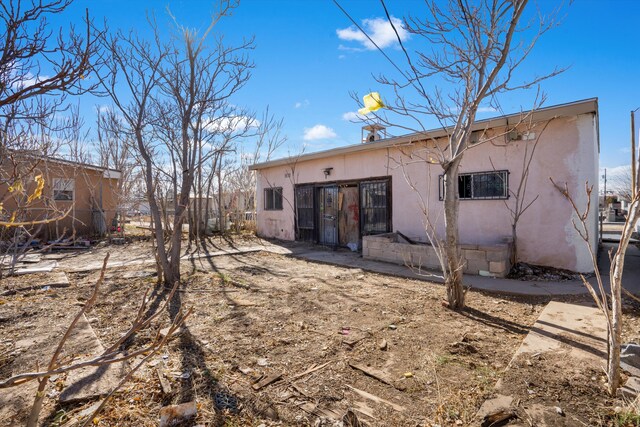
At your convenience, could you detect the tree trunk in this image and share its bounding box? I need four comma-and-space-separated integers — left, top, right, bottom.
136, 131, 171, 283
607, 197, 640, 394
443, 157, 465, 309
511, 222, 518, 266
218, 167, 224, 234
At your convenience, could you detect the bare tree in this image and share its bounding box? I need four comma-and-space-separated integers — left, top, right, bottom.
98, 3, 254, 286
0, 0, 103, 269
96, 22, 173, 283
225, 109, 286, 233
0, 0, 103, 161
491, 116, 555, 265
96, 106, 142, 218
153, 3, 254, 280
340, 0, 562, 309
609, 165, 633, 203
552, 177, 640, 395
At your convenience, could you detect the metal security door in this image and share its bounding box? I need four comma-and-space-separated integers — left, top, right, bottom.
318, 186, 338, 247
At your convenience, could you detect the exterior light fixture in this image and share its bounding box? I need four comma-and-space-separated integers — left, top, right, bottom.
323, 167, 333, 177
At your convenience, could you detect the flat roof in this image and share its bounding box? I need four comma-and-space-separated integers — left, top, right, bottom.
251, 98, 598, 170
9, 151, 122, 177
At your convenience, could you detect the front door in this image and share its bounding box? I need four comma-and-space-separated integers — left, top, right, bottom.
318, 186, 338, 246
338, 185, 359, 247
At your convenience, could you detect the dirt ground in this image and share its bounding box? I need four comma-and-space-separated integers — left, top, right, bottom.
1, 237, 639, 426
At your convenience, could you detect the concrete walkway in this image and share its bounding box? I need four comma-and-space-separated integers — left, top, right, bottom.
476, 301, 608, 426
277, 242, 586, 296
53, 237, 640, 297
274, 240, 640, 297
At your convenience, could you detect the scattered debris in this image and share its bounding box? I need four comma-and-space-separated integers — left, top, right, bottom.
476, 394, 514, 425
348, 362, 405, 391
238, 366, 254, 375
346, 385, 405, 412
342, 408, 364, 427
299, 401, 340, 420
13, 261, 58, 275
289, 361, 332, 382
159, 401, 197, 427
156, 361, 172, 395
252, 372, 283, 391
448, 341, 477, 355
388, 324, 397, 330
343, 333, 366, 347
378, 339, 388, 351
256, 358, 269, 367
508, 262, 585, 281
480, 408, 517, 427
214, 389, 239, 414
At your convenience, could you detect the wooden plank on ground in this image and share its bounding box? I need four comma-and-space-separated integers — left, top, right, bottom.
348, 362, 394, 387
252, 372, 282, 391
346, 385, 405, 412
289, 361, 331, 382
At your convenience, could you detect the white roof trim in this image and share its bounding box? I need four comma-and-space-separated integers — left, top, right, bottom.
251, 98, 598, 171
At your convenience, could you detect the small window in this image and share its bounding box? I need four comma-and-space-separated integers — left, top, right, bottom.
264, 187, 283, 210
53, 178, 75, 201
439, 170, 508, 200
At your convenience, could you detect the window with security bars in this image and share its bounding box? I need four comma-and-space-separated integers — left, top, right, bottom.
361, 180, 390, 235
439, 170, 509, 200
264, 187, 283, 210
295, 186, 314, 229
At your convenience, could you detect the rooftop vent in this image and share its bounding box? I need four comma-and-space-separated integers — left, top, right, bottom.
361, 124, 387, 143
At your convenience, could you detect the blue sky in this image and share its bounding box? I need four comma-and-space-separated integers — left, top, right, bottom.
50, 0, 640, 171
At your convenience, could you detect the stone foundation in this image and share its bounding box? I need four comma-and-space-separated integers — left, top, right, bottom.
362, 233, 512, 278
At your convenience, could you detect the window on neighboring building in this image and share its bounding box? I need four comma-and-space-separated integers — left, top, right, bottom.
360, 180, 390, 235
53, 178, 75, 201
439, 170, 509, 200
264, 187, 283, 210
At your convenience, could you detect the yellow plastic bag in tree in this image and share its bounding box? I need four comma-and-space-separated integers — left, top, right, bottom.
27, 174, 44, 203
358, 92, 385, 115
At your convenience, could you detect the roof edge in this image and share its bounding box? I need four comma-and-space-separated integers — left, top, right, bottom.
250, 97, 598, 171
8, 150, 122, 176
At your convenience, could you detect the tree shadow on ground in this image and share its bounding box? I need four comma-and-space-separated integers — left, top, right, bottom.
458, 306, 531, 336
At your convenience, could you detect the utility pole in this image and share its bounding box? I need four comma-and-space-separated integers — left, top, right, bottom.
600, 168, 606, 244
632, 110, 637, 197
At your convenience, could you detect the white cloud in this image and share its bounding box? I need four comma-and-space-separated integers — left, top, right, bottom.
12, 72, 50, 90
205, 115, 260, 133
336, 16, 409, 51
342, 111, 367, 122
477, 106, 498, 113
303, 124, 337, 141
294, 99, 310, 109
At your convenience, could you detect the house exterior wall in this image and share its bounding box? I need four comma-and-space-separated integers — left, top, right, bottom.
1, 158, 119, 238
255, 113, 599, 273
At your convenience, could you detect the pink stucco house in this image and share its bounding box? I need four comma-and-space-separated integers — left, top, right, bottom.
250, 99, 599, 274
